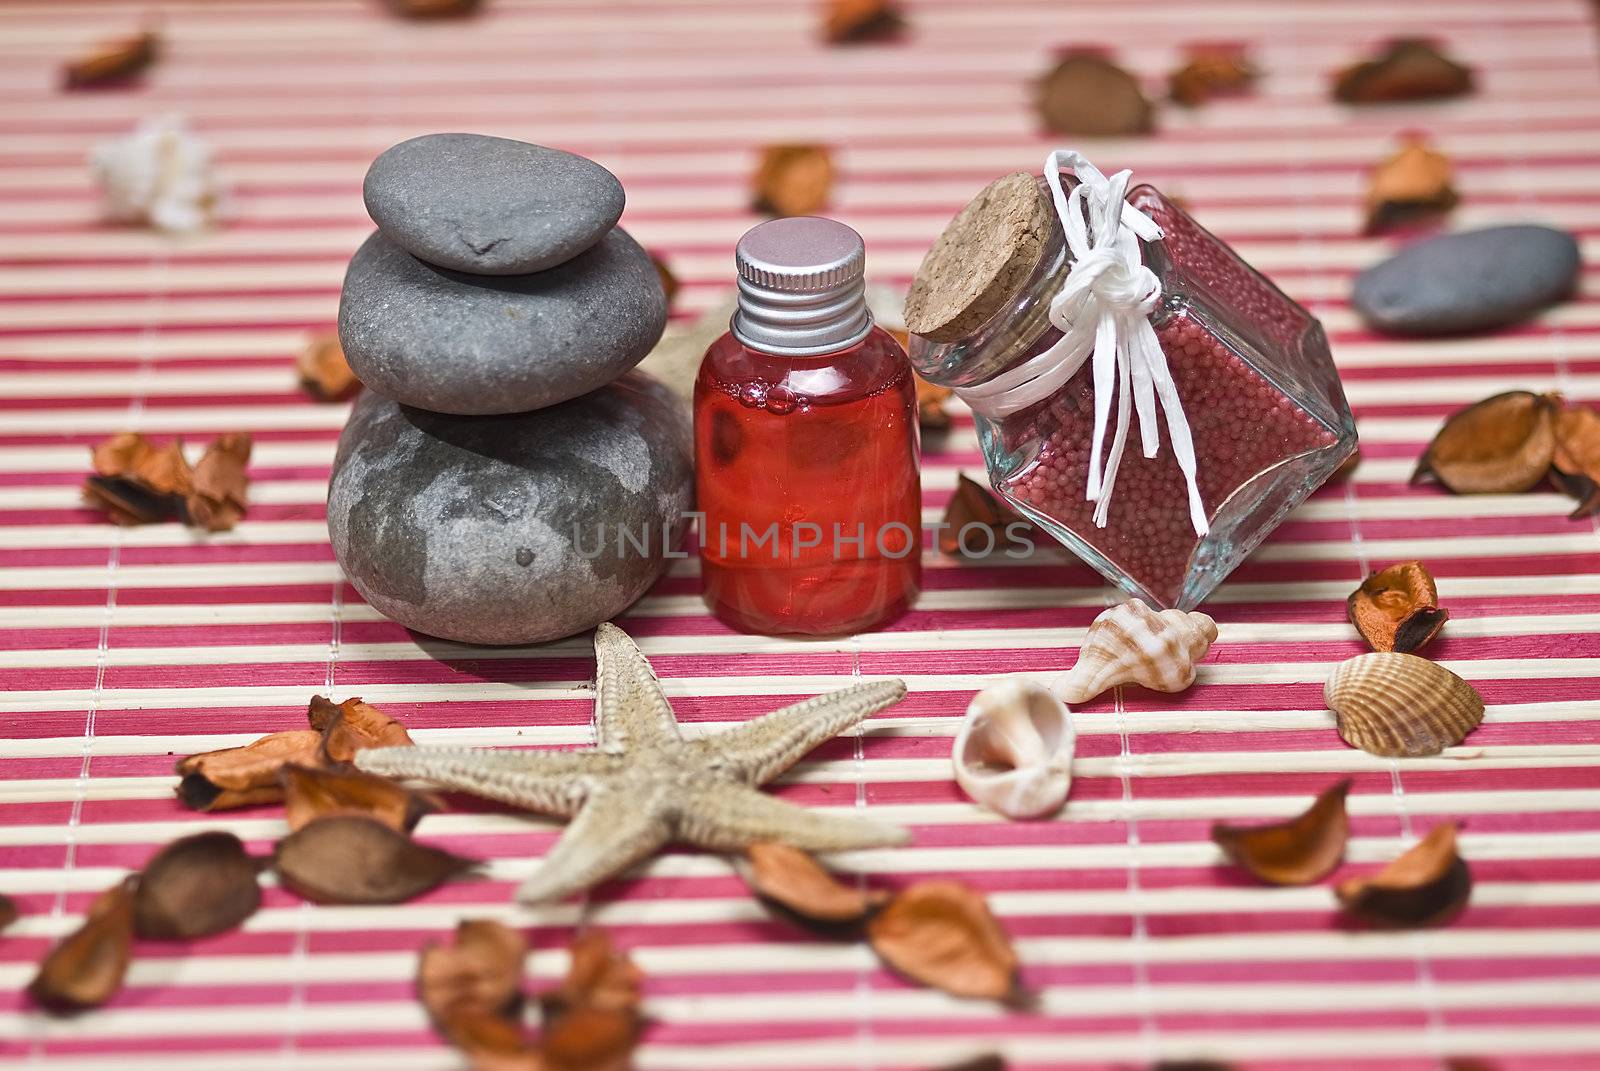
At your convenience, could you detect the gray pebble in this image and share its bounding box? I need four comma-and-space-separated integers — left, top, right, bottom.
327, 372, 693, 646
363, 133, 625, 275
1352, 225, 1580, 335
338, 227, 667, 416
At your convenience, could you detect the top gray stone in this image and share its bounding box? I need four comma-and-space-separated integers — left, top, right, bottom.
363, 133, 626, 275
1352, 225, 1580, 336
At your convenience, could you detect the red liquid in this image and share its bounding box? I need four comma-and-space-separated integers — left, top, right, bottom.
694, 326, 921, 636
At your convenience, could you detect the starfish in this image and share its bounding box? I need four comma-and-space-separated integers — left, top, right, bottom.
355, 622, 911, 902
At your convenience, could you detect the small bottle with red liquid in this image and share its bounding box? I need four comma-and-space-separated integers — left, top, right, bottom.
906, 165, 1357, 609
695, 217, 921, 636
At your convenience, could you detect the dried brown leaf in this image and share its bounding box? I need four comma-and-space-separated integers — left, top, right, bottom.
932, 1057, 1006, 1071
752, 144, 835, 218
1169, 48, 1256, 106
281, 763, 440, 833
1412, 391, 1559, 494
386, 0, 482, 18
419, 919, 529, 1053
1347, 560, 1449, 654
28, 877, 136, 1011
1553, 405, 1600, 519
298, 333, 361, 402
83, 434, 192, 525
1336, 822, 1472, 928
650, 252, 679, 311
821, 0, 905, 44
274, 815, 478, 904
916, 375, 955, 432
175, 729, 325, 811
1334, 39, 1473, 103
940, 474, 1031, 557
62, 30, 158, 90
309, 695, 415, 763
541, 1006, 640, 1071
132, 831, 262, 940
185, 432, 252, 532
1038, 52, 1154, 137
543, 930, 643, 1020
741, 841, 888, 924
1212, 780, 1351, 886
1365, 136, 1457, 234
866, 880, 1018, 1001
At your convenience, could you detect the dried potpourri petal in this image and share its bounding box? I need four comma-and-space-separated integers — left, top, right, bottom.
541, 1005, 641, 1071
1347, 560, 1449, 654
541, 930, 644, 1020
1552, 404, 1600, 518
175, 728, 325, 811
740, 841, 889, 924
185, 432, 252, 532
1168, 46, 1256, 106
308, 695, 415, 763
1335, 822, 1472, 928
1412, 391, 1559, 494
940, 474, 1032, 557
1334, 39, 1473, 103
298, 332, 361, 402
0, 893, 17, 932
273, 815, 479, 904
1038, 51, 1154, 136
866, 880, 1019, 1001
83, 433, 193, 525
1365, 136, 1458, 234
418, 919, 529, 1053
132, 831, 263, 940
386, 0, 482, 18
280, 763, 440, 833
916, 375, 955, 432
821, 0, 905, 45
649, 252, 679, 310
1211, 780, 1351, 886
933, 1057, 1006, 1071
28, 877, 137, 1011
62, 30, 158, 90
752, 144, 835, 217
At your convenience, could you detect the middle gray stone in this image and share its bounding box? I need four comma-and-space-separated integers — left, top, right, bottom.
338, 227, 667, 416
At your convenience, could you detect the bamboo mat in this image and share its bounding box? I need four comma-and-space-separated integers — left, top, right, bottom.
2, 0, 1599, 1068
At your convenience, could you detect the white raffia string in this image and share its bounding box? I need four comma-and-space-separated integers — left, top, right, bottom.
955, 150, 1209, 536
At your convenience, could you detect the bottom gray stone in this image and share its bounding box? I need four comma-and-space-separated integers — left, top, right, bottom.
327, 372, 693, 645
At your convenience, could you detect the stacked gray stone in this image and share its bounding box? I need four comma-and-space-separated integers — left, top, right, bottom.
326, 133, 693, 646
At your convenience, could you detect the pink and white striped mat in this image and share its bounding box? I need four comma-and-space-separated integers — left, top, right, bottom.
2, 0, 1598, 1068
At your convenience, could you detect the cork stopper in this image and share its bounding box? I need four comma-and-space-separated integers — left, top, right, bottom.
904, 171, 1054, 344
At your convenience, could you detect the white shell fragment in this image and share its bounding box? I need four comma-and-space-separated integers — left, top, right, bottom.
90, 115, 225, 234
1052, 599, 1217, 705
953, 679, 1075, 819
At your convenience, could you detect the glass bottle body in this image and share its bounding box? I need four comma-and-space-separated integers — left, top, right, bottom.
695, 326, 922, 636
911, 181, 1357, 609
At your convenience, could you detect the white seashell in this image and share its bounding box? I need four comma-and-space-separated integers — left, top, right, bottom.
952, 679, 1075, 819
1052, 599, 1217, 705
90, 115, 226, 234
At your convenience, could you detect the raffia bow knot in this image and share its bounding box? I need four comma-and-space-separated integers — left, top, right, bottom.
956, 150, 1209, 536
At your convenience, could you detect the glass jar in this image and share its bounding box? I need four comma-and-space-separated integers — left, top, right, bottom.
910, 176, 1357, 609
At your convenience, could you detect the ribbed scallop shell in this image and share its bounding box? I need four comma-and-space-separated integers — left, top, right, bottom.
1052, 599, 1218, 705
953, 679, 1074, 819
1325, 652, 1484, 757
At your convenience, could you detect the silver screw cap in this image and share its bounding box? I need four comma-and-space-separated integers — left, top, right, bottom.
732, 216, 873, 356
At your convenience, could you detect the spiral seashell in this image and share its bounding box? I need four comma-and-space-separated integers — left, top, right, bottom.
1325, 651, 1484, 757
953, 679, 1075, 819
1052, 599, 1218, 705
